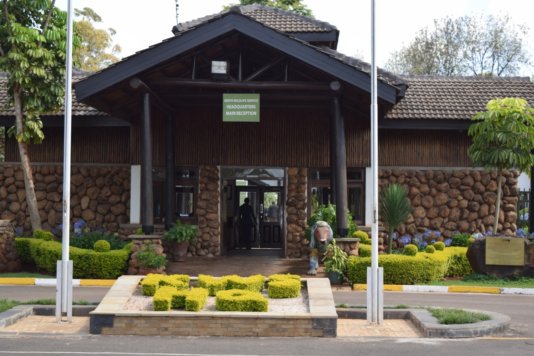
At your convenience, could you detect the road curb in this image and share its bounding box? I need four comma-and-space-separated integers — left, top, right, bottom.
353, 284, 534, 295
0, 278, 115, 287
337, 307, 511, 338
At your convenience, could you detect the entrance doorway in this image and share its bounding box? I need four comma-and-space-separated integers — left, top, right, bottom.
221, 168, 285, 255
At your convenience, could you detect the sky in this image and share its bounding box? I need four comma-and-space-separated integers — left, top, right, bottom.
56, 0, 533, 75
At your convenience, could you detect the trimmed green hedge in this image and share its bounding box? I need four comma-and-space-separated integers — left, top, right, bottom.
197, 274, 266, 296
141, 274, 189, 296
268, 279, 301, 298
15, 237, 131, 279
347, 247, 471, 285
186, 288, 209, 312
215, 289, 268, 312
268, 273, 300, 282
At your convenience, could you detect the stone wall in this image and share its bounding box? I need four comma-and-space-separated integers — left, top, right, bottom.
193, 165, 220, 257
127, 237, 166, 275
286, 167, 308, 258
0, 164, 130, 235
0, 220, 20, 272
379, 168, 518, 237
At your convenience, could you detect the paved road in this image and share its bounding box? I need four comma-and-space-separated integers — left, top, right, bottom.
1, 286, 534, 355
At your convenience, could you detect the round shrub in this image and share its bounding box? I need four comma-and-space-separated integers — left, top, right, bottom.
425, 245, 436, 254
434, 241, 445, 251
93, 240, 111, 252
403, 244, 418, 256
358, 244, 371, 257
34, 229, 54, 241
353, 230, 370, 244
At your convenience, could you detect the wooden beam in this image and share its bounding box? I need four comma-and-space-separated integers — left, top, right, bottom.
141, 93, 154, 234
332, 96, 348, 237
165, 113, 176, 230
150, 78, 333, 91
130, 78, 175, 114
244, 57, 285, 82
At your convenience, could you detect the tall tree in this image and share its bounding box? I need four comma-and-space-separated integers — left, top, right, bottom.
73, 7, 121, 72
0, 0, 69, 231
386, 15, 530, 76
468, 98, 534, 234
225, 0, 312, 17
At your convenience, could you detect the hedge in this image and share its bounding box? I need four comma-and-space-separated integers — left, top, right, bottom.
268, 279, 301, 298
141, 274, 190, 296
268, 274, 300, 282
197, 274, 230, 296
198, 274, 266, 296
215, 289, 268, 312
347, 247, 471, 285
185, 288, 209, 312
15, 237, 131, 279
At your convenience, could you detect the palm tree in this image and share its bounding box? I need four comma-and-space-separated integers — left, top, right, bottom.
380, 184, 412, 254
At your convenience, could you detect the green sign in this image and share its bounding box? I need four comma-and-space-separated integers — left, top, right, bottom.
223, 94, 260, 122
486, 237, 525, 266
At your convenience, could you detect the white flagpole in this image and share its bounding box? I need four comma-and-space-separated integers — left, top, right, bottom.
57, 0, 74, 322
367, 0, 383, 324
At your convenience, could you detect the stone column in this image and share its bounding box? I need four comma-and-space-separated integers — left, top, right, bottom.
0, 220, 21, 272
195, 166, 220, 257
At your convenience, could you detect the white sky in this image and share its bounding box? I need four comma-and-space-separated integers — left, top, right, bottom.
56, 0, 533, 75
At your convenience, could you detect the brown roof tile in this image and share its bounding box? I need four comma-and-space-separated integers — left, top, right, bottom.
0, 73, 106, 117
174, 5, 337, 34
387, 76, 534, 120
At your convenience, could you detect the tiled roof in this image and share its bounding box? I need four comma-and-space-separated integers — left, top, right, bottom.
0, 72, 106, 117
174, 5, 336, 34
387, 76, 534, 120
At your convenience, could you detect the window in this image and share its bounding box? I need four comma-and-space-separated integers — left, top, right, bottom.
309, 168, 364, 224
153, 167, 198, 224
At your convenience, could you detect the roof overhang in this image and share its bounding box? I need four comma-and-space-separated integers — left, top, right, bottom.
75, 12, 400, 104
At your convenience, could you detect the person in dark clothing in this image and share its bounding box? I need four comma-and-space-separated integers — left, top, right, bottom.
238, 197, 256, 249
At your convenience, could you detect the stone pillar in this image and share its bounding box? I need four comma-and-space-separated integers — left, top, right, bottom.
286, 168, 307, 258
127, 236, 165, 275
194, 166, 220, 257
0, 220, 21, 272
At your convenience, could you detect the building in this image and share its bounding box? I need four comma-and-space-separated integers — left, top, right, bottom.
1, 5, 534, 258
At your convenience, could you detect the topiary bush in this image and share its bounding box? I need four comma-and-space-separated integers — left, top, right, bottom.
197, 274, 229, 296
33, 229, 54, 241
69, 231, 127, 250
346, 254, 446, 285
434, 241, 445, 251
15, 237, 131, 278
403, 244, 418, 256
268, 274, 300, 282
442, 247, 472, 277
353, 230, 370, 244
425, 245, 436, 254
358, 244, 371, 257
268, 279, 301, 298
215, 289, 268, 312
93, 240, 111, 252
185, 288, 209, 312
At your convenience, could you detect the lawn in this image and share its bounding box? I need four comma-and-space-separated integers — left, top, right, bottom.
429, 274, 534, 288
0, 272, 53, 278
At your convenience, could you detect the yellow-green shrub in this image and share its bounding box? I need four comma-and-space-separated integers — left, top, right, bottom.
159, 275, 189, 290
434, 242, 445, 251
358, 244, 371, 257
442, 247, 472, 277
93, 240, 111, 252
216, 289, 268, 312
171, 290, 189, 309
15, 237, 131, 278
185, 288, 209, 311
141, 274, 163, 296
268, 279, 301, 298
268, 274, 300, 282
153, 286, 176, 311
347, 254, 446, 285
34, 229, 54, 241
226, 274, 265, 292
403, 244, 418, 256
197, 274, 229, 296
425, 245, 436, 253
353, 230, 370, 244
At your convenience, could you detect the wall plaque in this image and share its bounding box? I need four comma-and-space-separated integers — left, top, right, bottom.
486, 237, 525, 266
223, 93, 260, 122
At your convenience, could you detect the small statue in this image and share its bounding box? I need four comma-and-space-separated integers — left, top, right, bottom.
307, 220, 333, 275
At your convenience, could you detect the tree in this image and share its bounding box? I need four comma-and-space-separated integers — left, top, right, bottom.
379, 184, 412, 254
468, 98, 534, 234
73, 7, 121, 72
0, 0, 69, 231
386, 15, 530, 76
224, 0, 312, 17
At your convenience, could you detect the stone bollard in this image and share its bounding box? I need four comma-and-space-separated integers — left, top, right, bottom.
0, 220, 21, 272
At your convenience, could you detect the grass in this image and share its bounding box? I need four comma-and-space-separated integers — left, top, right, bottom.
0, 299, 94, 313
429, 274, 534, 288
427, 307, 491, 325
0, 272, 53, 278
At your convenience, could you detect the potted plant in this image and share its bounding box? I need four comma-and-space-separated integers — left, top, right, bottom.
164, 220, 198, 262
137, 243, 167, 274
322, 240, 348, 284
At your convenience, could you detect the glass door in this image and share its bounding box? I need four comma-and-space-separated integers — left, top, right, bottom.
260, 189, 283, 248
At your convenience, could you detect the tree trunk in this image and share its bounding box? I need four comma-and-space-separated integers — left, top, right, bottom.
493, 169, 502, 234
13, 89, 42, 232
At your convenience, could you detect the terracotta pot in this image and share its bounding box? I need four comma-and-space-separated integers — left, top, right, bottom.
172, 241, 189, 262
